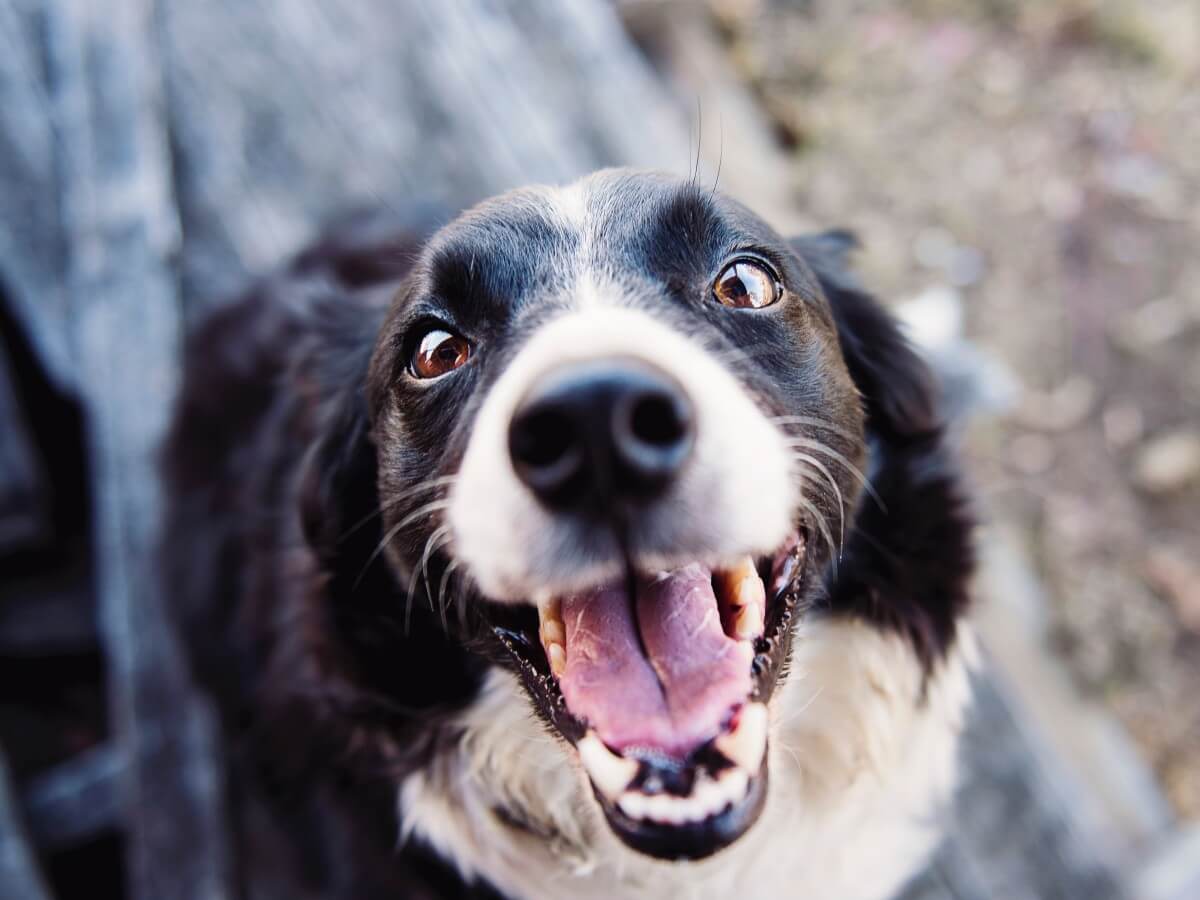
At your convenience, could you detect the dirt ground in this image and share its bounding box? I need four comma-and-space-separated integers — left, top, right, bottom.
707, 0, 1200, 819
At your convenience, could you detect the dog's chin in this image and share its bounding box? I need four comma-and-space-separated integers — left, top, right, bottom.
485, 531, 809, 861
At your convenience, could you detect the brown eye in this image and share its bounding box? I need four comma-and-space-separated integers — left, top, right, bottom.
411, 328, 471, 379
713, 259, 781, 309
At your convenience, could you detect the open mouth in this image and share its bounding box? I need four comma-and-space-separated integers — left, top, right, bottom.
489, 532, 808, 860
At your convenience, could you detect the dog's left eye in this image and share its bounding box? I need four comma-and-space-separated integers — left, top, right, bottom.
411, 327, 472, 379
713, 259, 781, 309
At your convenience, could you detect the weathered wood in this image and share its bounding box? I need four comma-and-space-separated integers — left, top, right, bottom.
160, 0, 691, 312
21, 744, 124, 851
0, 1, 74, 393
0, 747, 52, 900
36, 0, 233, 897
0, 342, 48, 553
0, 569, 93, 654
896, 671, 1129, 900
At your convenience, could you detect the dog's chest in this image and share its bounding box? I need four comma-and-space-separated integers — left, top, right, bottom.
399, 619, 974, 900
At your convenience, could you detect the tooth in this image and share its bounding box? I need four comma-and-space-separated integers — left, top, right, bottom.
619, 791, 649, 820
732, 564, 766, 610
718, 768, 750, 805
541, 617, 565, 645
717, 557, 766, 640
578, 733, 638, 801
732, 602, 762, 641
694, 776, 722, 816
537, 594, 566, 673
537, 594, 561, 632
716, 557, 758, 599
715, 702, 769, 773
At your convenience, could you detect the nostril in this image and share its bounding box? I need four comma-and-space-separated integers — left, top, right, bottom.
613, 384, 694, 490
509, 405, 586, 505
511, 407, 574, 470
629, 391, 690, 449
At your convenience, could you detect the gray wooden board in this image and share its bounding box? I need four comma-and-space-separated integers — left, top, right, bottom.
0, 748, 52, 900
0, 0, 1134, 897
897, 672, 1129, 900
0, 343, 48, 553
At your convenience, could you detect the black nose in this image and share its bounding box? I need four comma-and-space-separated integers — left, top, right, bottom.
508, 361, 695, 512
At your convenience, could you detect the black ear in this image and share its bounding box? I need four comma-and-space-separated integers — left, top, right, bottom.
298, 382, 378, 570
295, 300, 383, 572
790, 231, 940, 440
789, 231, 972, 670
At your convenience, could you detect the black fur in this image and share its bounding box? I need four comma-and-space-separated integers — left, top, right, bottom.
792, 232, 973, 668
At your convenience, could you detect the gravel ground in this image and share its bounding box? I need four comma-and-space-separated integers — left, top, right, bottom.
709, 0, 1200, 819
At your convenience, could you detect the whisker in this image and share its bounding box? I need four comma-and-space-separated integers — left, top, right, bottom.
791, 453, 845, 549
708, 108, 724, 203
794, 494, 838, 574
773, 685, 826, 729
353, 497, 452, 591
407, 523, 452, 634
784, 436, 886, 511
339, 474, 458, 541
437, 557, 462, 623
776, 739, 806, 784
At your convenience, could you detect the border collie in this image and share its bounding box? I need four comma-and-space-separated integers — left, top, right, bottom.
164, 169, 974, 900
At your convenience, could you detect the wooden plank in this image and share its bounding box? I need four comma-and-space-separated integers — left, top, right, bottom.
0, 341, 48, 553
38, 0, 234, 897
21, 744, 124, 851
159, 0, 691, 311
0, 747, 52, 900
0, 0, 75, 392
896, 672, 1129, 900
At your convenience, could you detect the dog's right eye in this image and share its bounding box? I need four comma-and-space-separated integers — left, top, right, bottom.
713, 259, 781, 310
410, 327, 472, 379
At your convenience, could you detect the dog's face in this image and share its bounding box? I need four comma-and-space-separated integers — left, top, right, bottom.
366, 170, 866, 860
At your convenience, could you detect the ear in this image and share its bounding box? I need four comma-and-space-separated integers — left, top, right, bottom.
790, 231, 940, 440
789, 232, 972, 670
298, 383, 378, 569
296, 300, 384, 572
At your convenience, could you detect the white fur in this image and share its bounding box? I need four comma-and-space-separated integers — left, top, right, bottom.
448, 302, 796, 602
399, 619, 977, 900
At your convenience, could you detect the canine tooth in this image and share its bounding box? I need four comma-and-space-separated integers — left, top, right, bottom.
732, 565, 765, 610
715, 702, 768, 774
537, 594, 562, 631
717, 557, 766, 640
547, 642, 567, 677
578, 733, 638, 800
731, 602, 762, 641
537, 594, 567, 673
716, 558, 758, 602
541, 617, 565, 645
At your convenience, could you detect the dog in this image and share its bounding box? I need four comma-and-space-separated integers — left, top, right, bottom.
164, 169, 975, 900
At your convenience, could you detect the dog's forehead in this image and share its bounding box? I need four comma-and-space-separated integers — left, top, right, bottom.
422, 170, 781, 304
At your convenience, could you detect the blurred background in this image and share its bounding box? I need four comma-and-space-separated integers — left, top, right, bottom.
1, 1, 1196, 898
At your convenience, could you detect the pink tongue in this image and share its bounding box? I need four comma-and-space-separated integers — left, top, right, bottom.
559, 563, 753, 758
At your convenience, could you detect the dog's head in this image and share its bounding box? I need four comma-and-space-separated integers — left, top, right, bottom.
355, 169, 917, 860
